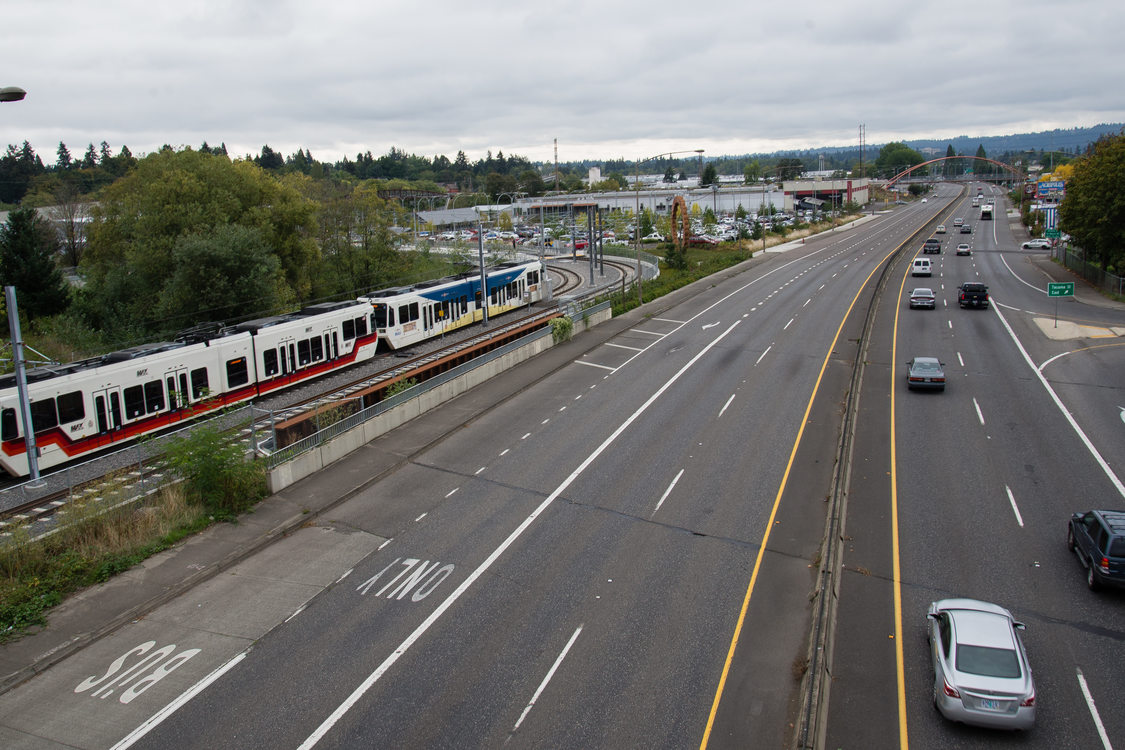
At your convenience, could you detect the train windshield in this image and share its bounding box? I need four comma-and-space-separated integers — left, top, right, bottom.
371, 303, 392, 328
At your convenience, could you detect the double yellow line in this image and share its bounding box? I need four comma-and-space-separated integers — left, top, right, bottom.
700, 242, 910, 748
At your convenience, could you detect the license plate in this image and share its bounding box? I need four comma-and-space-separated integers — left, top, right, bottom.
980, 699, 1001, 710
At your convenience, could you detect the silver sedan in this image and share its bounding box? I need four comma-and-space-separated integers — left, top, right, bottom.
927, 599, 1036, 730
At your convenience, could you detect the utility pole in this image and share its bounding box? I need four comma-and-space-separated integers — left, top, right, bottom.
5, 286, 41, 481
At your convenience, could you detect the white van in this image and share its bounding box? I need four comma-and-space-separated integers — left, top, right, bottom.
912, 258, 932, 276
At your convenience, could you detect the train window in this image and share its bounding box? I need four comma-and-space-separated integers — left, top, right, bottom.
399, 303, 419, 323
190, 368, 209, 399
263, 349, 279, 377
144, 381, 165, 413
460, 295, 468, 315
2, 408, 17, 441
371, 304, 388, 329
226, 357, 250, 387
30, 399, 59, 434
354, 315, 368, 337
57, 391, 85, 423
343, 318, 355, 340
310, 336, 323, 362
297, 339, 311, 366
124, 385, 145, 419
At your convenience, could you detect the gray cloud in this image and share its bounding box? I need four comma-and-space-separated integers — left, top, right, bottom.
3, 0, 1122, 164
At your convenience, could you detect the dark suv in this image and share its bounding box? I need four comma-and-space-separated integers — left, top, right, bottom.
1068, 510, 1125, 591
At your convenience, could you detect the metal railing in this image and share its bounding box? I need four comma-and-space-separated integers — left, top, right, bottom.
1059, 247, 1125, 297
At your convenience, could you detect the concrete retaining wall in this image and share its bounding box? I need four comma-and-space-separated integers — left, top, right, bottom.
267, 304, 612, 494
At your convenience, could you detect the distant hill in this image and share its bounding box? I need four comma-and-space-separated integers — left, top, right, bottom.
756, 124, 1123, 160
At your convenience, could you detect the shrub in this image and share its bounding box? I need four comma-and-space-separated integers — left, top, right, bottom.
164, 424, 266, 519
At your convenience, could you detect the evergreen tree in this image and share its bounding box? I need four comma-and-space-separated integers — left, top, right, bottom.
56, 142, 73, 170
0, 207, 69, 320
81, 143, 98, 168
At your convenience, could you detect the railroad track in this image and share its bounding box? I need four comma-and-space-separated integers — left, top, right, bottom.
0, 253, 641, 538
0, 306, 562, 538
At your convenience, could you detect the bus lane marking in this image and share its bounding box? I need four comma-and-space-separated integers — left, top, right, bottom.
299, 321, 744, 750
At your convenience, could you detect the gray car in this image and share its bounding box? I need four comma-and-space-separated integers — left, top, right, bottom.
906, 356, 945, 390
927, 599, 1036, 730
909, 288, 935, 309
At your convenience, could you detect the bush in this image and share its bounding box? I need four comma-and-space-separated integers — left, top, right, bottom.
164, 424, 267, 519
550, 316, 573, 343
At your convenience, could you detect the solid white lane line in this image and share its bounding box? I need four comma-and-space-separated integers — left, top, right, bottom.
1005, 486, 1024, 527
575, 360, 616, 371
992, 305, 1125, 499
652, 469, 686, 517
718, 394, 735, 418
112, 651, 249, 750
297, 321, 743, 750
1076, 668, 1114, 750
512, 625, 584, 733
606, 343, 644, 352
973, 398, 985, 426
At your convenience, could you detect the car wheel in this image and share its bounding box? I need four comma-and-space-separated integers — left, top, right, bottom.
1087, 563, 1101, 591
1066, 526, 1075, 552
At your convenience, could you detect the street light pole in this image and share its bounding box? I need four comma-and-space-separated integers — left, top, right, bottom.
633, 149, 703, 305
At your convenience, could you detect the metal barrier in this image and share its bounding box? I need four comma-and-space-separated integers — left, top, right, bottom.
1060, 247, 1125, 297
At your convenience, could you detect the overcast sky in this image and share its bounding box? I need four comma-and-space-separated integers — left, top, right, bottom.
3, 0, 1122, 166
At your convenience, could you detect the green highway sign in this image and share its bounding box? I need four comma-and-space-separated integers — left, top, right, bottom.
1046, 228, 1061, 238
1048, 282, 1074, 297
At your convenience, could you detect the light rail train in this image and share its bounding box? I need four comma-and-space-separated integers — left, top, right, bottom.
361, 260, 545, 350
0, 301, 378, 477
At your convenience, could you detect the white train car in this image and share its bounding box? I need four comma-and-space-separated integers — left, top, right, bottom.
361, 260, 545, 350
0, 301, 377, 477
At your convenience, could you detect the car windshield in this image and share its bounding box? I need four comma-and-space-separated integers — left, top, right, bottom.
956, 645, 1021, 678
913, 289, 932, 296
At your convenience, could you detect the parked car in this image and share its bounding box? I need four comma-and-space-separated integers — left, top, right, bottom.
935, 224, 947, 234
909, 288, 936, 309
927, 599, 1036, 730
1022, 238, 1051, 250
1067, 510, 1125, 590
956, 243, 971, 256
906, 356, 945, 390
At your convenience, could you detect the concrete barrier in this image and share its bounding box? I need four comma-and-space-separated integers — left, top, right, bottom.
266, 303, 612, 493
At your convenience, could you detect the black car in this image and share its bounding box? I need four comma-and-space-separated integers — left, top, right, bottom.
960, 224, 972, 234
1067, 510, 1125, 590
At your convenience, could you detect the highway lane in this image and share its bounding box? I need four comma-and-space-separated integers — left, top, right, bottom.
826, 191, 1125, 749
0, 202, 945, 750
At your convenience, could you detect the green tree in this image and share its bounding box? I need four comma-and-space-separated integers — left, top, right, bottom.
874, 142, 924, 179
944, 144, 956, 177
157, 225, 289, 327
82, 149, 318, 337
0, 207, 69, 321
1059, 132, 1125, 272
700, 162, 718, 187
743, 160, 762, 183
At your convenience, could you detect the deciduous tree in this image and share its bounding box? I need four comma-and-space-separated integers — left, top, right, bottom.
1059, 132, 1125, 272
